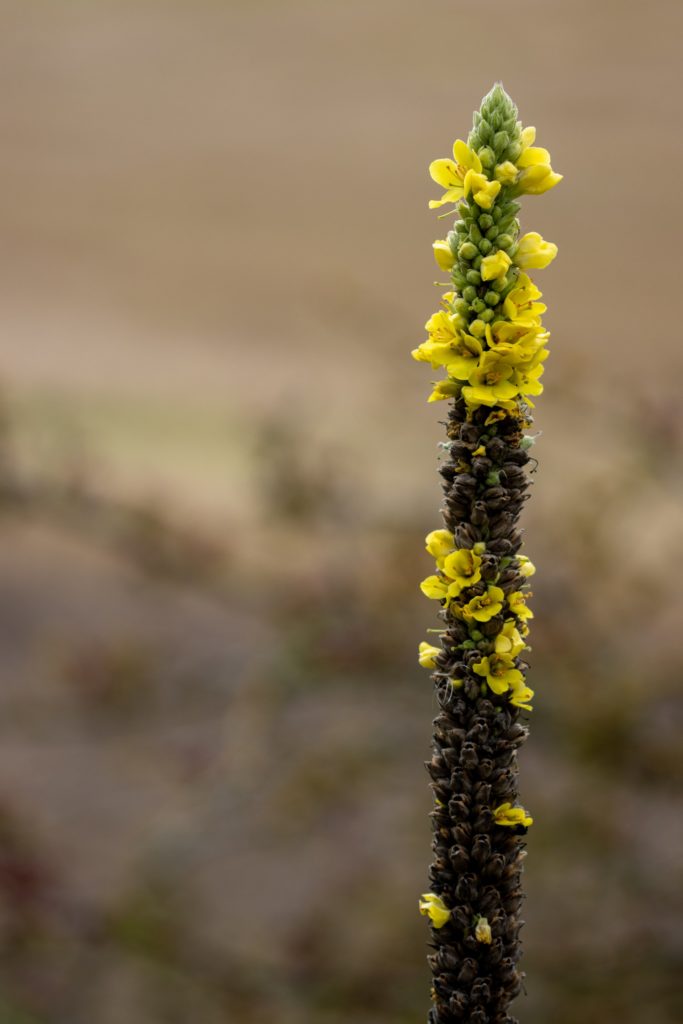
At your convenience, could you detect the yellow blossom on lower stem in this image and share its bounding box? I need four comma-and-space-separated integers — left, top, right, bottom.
425, 529, 455, 566
493, 802, 533, 828
494, 620, 526, 657
515, 362, 545, 400
414, 332, 482, 380
509, 681, 534, 711
420, 575, 449, 601
462, 585, 505, 622
418, 641, 441, 669
473, 653, 524, 695
475, 917, 492, 944
507, 591, 534, 620
442, 548, 483, 593
419, 892, 451, 929
461, 352, 520, 407
517, 555, 536, 577
427, 379, 461, 403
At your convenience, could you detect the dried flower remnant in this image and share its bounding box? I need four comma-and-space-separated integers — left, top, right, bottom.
415, 83, 561, 1022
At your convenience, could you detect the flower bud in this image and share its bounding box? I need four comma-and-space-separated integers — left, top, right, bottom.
466, 270, 482, 285
463, 285, 477, 303
459, 241, 478, 261
478, 146, 495, 169
484, 290, 500, 306
478, 238, 493, 255
493, 130, 509, 153
468, 223, 482, 244
469, 319, 486, 338
496, 233, 514, 250
478, 214, 494, 231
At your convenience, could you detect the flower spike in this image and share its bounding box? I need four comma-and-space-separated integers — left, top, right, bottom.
415, 83, 560, 1022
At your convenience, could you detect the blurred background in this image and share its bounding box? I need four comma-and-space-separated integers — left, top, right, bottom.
0, 1, 681, 1022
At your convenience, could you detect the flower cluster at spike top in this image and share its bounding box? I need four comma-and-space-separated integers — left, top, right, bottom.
414, 84, 561, 1024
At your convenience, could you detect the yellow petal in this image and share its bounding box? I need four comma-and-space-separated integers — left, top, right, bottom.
521, 126, 536, 148
480, 250, 512, 282
425, 529, 455, 560
515, 231, 558, 270
429, 159, 462, 189
433, 240, 455, 271
517, 146, 551, 168
453, 139, 482, 174
420, 575, 448, 600
418, 641, 441, 669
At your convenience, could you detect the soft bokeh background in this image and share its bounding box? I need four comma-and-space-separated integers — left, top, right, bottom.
0, 1, 681, 1022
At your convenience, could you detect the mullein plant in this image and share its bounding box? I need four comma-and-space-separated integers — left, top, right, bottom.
414, 84, 561, 1023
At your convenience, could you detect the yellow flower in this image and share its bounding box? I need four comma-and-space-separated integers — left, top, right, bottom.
425, 309, 462, 343
442, 548, 483, 593
429, 140, 482, 209
419, 892, 451, 928
483, 321, 547, 370
413, 312, 483, 380
473, 652, 524, 694
507, 591, 534, 620
517, 555, 536, 578
509, 680, 534, 711
427, 379, 461, 403
462, 585, 505, 622
415, 332, 482, 382
515, 231, 558, 270
464, 171, 501, 210
461, 351, 520, 407
420, 575, 449, 601
425, 529, 455, 567
480, 250, 512, 282
514, 362, 545, 400
433, 239, 455, 271
503, 273, 546, 326
494, 619, 526, 657
493, 802, 533, 828
515, 128, 562, 195
474, 917, 492, 944
418, 641, 441, 669
494, 161, 519, 185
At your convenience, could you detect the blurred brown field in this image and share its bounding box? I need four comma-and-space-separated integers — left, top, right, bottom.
0, 1, 682, 1022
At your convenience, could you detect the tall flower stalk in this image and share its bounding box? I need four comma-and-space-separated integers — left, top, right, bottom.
415, 84, 561, 1023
